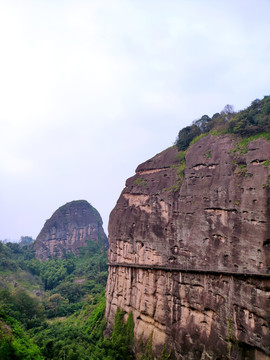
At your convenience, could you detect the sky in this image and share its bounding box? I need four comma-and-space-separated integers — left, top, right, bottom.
0, 0, 270, 241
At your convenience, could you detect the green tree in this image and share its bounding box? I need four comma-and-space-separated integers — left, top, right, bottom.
176, 124, 201, 150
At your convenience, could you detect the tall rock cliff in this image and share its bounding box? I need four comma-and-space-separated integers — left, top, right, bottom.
34, 200, 108, 261
106, 134, 270, 359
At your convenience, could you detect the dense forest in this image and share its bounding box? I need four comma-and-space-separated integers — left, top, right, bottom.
0, 239, 137, 360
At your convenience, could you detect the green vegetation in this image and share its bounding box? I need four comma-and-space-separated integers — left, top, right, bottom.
163, 96, 270, 196
134, 178, 147, 187
33, 294, 135, 360
176, 96, 270, 151
139, 333, 153, 360
204, 150, 211, 159
138, 333, 172, 360
0, 288, 135, 360
228, 97, 270, 136
234, 164, 250, 177
176, 124, 201, 151
227, 318, 233, 360
0, 239, 168, 359
189, 132, 208, 147
169, 151, 186, 192
160, 346, 172, 360
230, 132, 270, 154
111, 309, 135, 359
0, 239, 112, 359
0, 287, 44, 330
1, 239, 108, 318
263, 159, 270, 167
0, 310, 44, 360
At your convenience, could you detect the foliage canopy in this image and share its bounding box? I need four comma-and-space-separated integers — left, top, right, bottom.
176, 96, 270, 151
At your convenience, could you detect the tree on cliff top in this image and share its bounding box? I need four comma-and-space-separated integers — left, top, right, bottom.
176, 96, 270, 151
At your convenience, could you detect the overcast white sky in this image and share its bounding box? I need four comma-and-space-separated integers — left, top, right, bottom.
0, 0, 270, 240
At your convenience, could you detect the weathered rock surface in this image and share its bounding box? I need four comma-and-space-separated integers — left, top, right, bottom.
34, 200, 108, 261
106, 135, 270, 359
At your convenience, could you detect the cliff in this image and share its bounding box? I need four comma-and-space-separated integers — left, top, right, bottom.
34, 200, 108, 261
106, 134, 270, 359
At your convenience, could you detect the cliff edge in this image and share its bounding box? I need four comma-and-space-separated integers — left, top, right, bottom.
106, 134, 270, 359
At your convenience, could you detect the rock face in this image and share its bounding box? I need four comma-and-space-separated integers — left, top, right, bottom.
34, 200, 108, 261
106, 135, 270, 359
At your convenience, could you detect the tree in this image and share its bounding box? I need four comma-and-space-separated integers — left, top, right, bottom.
176, 124, 201, 151
194, 115, 211, 133
45, 294, 68, 317
221, 104, 234, 115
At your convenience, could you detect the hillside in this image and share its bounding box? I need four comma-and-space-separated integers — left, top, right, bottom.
0, 235, 137, 359
0, 200, 128, 360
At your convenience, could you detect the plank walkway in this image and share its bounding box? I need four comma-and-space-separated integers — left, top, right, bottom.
108, 262, 270, 278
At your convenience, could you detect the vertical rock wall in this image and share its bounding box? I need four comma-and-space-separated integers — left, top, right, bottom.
106, 135, 270, 359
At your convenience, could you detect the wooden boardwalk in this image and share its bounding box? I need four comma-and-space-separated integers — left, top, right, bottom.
108, 262, 270, 278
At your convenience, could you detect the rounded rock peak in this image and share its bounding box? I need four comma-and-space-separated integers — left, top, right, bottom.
34, 199, 108, 261
56, 200, 103, 224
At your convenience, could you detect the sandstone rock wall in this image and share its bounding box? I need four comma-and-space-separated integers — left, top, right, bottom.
106, 135, 270, 359
34, 200, 108, 261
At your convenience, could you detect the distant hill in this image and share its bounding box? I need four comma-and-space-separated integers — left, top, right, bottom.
33, 200, 108, 261
19, 236, 35, 247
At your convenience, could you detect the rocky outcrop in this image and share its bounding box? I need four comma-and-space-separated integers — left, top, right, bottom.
106, 135, 270, 359
34, 200, 108, 261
